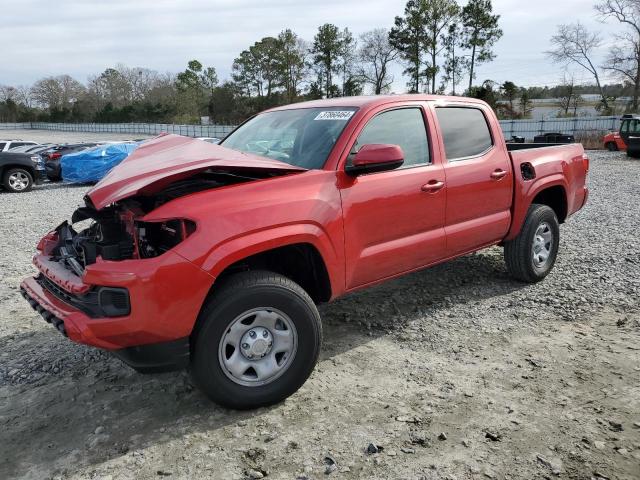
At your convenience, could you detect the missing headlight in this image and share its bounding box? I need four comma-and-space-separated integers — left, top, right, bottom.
136, 219, 196, 258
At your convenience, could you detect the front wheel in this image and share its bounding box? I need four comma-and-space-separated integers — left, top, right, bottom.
606, 142, 618, 151
504, 204, 560, 283
191, 271, 322, 409
3, 168, 33, 193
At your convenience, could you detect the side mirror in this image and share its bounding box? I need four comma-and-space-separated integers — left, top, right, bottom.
345, 144, 404, 176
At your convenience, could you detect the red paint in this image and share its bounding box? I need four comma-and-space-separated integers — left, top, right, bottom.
352, 143, 404, 167
88, 133, 305, 210
21, 95, 589, 353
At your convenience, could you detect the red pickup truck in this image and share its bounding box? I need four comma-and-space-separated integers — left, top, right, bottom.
20, 95, 589, 409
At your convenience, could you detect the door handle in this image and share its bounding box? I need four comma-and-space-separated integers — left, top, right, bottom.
421, 180, 445, 192
490, 169, 508, 180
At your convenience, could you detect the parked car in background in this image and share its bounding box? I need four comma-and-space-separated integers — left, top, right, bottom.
602, 114, 640, 151
61, 142, 139, 184
197, 137, 221, 144
0, 140, 39, 152
533, 132, 575, 144
21, 95, 589, 409
9, 144, 54, 154
43, 143, 98, 181
0, 150, 47, 192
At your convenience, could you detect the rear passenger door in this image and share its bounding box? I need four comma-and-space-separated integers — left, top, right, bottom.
433, 105, 513, 256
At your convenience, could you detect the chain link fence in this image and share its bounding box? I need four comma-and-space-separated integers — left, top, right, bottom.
0, 122, 235, 138
28, 122, 236, 138
0, 123, 31, 130
0, 116, 622, 143
499, 116, 620, 141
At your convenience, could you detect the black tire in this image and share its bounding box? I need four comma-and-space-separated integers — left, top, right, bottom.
191, 270, 322, 409
2, 168, 33, 193
606, 142, 618, 151
504, 204, 560, 283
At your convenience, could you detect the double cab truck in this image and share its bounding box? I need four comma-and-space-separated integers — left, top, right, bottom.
20, 95, 589, 409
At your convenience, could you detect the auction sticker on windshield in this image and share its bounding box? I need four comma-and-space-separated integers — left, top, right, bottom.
314, 111, 355, 120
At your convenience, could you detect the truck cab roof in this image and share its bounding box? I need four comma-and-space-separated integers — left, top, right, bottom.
266, 94, 487, 112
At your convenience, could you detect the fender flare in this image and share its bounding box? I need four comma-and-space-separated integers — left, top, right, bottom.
505, 174, 568, 241
200, 222, 344, 299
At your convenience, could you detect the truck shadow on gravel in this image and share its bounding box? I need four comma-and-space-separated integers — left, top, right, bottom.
0, 250, 528, 478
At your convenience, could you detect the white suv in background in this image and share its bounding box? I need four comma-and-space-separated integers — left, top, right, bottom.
0, 140, 39, 152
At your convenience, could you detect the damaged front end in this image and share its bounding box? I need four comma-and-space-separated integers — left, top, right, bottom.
46, 167, 275, 272
21, 134, 307, 356
49, 201, 196, 273
25, 167, 284, 323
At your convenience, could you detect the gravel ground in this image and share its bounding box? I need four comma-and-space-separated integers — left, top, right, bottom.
0, 151, 639, 480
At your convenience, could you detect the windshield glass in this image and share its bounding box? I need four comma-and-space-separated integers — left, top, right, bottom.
221, 107, 358, 169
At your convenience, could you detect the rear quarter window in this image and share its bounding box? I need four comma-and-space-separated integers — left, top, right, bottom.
435, 107, 493, 161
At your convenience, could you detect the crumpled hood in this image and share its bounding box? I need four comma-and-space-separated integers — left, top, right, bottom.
87, 134, 306, 210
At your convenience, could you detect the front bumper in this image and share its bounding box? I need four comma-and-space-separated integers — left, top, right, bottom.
20, 250, 214, 369
45, 161, 61, 180
34, 168, 47, 185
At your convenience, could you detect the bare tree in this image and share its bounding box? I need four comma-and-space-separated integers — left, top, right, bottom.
546, 22, 609, 111
357, 28, 398, 94
31, 75, 85, 110
0, 85, 18, 102
14, 86, 33, 107
596, 0, 640, 110
557, 73, 580, 116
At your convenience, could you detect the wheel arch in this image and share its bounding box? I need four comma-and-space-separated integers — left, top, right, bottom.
212, 242, 333, 304
506, 177, 568, 241
1, 163, 35, 179
191, 240, 333, 345
531, 185, 568, 223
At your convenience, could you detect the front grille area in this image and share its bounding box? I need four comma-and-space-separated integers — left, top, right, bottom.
35, 275, 130, 318
20, 287, 67, 337
36, 274, 102, 317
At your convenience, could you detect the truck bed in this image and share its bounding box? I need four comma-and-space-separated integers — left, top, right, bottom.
504, 142, 589, 241
506, 142, 572, 151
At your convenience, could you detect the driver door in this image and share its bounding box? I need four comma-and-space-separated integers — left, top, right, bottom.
338, 105, 447, 290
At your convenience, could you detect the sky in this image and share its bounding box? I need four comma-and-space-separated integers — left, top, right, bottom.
0, 0, 623, 91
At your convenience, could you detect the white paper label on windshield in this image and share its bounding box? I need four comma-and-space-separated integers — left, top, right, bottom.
314, 110, 354, 121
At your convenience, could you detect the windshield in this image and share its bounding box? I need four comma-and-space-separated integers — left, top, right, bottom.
221, 107, 358, 169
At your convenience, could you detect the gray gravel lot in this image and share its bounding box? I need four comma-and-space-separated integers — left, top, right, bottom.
0, 151, 639, 480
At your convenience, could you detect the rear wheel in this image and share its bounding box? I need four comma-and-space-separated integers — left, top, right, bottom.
191, 271, 322, 409
504, 204, 560, 283
606, 142, 618, 151
3, 168, 33, 193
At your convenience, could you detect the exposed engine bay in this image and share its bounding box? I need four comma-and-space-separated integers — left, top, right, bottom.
46, 169, 275, 274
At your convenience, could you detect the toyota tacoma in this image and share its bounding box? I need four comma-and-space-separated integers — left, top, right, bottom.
20, 95, 589, 409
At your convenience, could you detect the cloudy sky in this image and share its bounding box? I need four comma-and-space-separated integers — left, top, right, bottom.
1, 0, 621, 91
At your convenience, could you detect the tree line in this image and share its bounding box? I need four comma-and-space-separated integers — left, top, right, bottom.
1, 0, 640, 125
0, 0, 502, 124
546, 0, 640, 114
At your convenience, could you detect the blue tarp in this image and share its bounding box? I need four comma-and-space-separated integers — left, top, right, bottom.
61, 142, 139, 183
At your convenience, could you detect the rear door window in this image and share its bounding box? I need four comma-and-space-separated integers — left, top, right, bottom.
435, 107, 493, 161
0, 143, 6, 151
